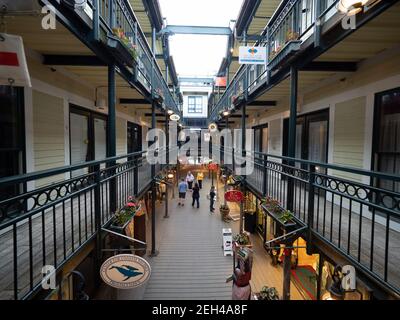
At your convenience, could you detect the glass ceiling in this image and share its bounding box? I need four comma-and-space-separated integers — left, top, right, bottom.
158, 0, 243, 78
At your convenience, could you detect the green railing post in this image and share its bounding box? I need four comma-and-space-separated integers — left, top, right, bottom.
93, 164, 102, 287
307, 164, 316, 255
286, 65, 298, 212
108, 63, 117, 214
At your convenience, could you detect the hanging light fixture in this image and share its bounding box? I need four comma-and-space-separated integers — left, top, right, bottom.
167, 109, 174, 115
223, 109, 230, 117
338, 0, 375, 16
170, 114, 180, 121
208, 122, 218, 133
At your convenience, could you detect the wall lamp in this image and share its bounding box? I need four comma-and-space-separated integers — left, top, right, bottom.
338, 0, 378, 16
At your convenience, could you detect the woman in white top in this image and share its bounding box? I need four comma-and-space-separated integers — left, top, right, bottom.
186, 171, 195, 190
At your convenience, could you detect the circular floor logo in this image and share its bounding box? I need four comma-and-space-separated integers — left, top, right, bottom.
100, 254, 151, 289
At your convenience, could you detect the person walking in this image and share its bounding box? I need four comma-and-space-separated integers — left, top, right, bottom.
186, 171, 195, 190
159, 181, 166, 203
209, 185, 216, 213
178, 179, 188, 206
196, 171, 204, 189
192, 182, 200, 209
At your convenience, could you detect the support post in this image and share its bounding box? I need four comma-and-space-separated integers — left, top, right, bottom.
93, 164, 102, 287
314, 0, 322, 48
282, 246, 292, 300
150, 101, 158, 256
164, 112, 169, 219
307, 164, 315, 254
108, 63, 117, 214
286, 66, 298, 212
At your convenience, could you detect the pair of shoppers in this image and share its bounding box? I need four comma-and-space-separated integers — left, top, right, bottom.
185, 171, 204, 189
178, 178, 200, 208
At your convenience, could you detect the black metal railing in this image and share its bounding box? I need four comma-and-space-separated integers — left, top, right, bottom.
94, 0, 180, 114
210, 0, 340, 121
219, 147, 400, 295
0, 151, 160, 300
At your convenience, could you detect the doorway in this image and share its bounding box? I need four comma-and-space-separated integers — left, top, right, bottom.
283, 109, 329, 167
69, 105, 107, 176
127, 121, 142, 153
372, 88, 400, 209
0, 86, 25, 201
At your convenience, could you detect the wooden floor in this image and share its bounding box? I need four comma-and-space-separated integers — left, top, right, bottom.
118, 171, 304, 300
247, 175, 400, 292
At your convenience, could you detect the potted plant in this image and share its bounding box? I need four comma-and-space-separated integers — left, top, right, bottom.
219, 204, 230, 222
285, 29, 299, 42
279, 209, 294, 225
112, 28, 138, 62
233, 231, 251, 248
110, 196, 139, 234
256, 286, 280, 300
154, 88, 164, 104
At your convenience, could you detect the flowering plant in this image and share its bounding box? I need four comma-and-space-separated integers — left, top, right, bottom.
113, 196, 139, 226
112, 28, 138, 61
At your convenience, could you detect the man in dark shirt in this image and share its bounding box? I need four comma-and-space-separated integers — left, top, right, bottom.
209, 186, 216, 213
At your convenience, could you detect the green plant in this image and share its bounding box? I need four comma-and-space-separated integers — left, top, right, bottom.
262, 196, 281, 214
233, 232, 250, 245
113, 197, 138, 226
259, 286, 279, 300
279, 210, 294, 224
286, 30, 299, 42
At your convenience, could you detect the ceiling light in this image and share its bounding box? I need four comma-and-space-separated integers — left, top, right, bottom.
223, 110, 230, 117
208, 122, 218, 133
338, 0, 371, 16
167, 109, 174, 115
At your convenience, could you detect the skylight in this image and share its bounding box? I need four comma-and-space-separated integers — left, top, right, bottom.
158, 0, 243, 78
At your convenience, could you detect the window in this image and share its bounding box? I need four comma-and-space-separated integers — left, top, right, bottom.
188, 96, 203, 113
0, 86, 25, 201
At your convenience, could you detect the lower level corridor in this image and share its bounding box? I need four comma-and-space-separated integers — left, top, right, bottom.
137, 168, 303, 300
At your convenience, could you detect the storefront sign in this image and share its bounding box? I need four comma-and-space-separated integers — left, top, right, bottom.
0, 33, 31, 87
100, 254, 151, 289
239, 46, 267, 65
225, 190, 244, 203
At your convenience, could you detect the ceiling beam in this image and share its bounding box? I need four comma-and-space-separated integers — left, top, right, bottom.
248, 100, 277, 106
43, 55, 106, 66
301, 61, 358, 72
160, 25, 232, 36
144, 113, 166, 117
120, 98, 150, 105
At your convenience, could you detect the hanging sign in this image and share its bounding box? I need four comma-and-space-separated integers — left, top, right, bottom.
208, 163, 218, 171
215, 76, 227, 87
0, 33, 31, 87
100, 254, 151, 289
225, 190, 244, 203
239, 46, 267, 65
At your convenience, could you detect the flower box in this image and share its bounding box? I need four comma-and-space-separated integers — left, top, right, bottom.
261, 202, 297, 231
107, 34, 137, 68
268, 40, 302, 71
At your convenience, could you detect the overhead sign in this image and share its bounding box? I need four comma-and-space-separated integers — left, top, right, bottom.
100, 254, 151, 289
239, 46, 267, 65
225, 190, 244, 203
0, 33, 31, 87
215, 76, 227, 87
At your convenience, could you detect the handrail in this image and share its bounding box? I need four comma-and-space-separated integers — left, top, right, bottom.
210, 0, 342, 121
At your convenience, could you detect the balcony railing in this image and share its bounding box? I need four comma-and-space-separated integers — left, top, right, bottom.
210, 0, 340, 121
219, 147, 400, 296
0, 151, 169, 300
94, 0, 179, 114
